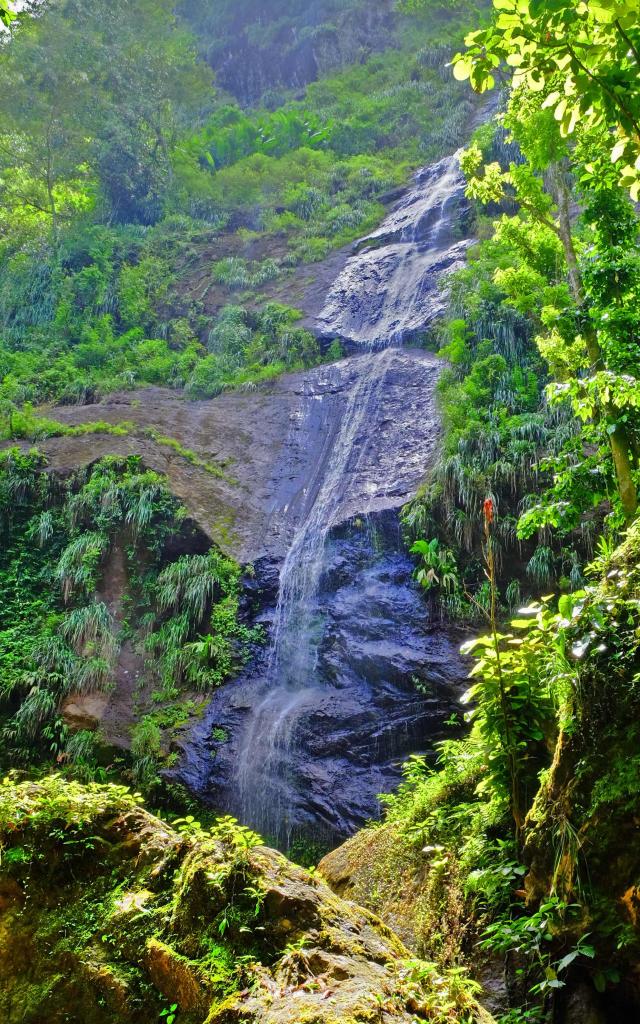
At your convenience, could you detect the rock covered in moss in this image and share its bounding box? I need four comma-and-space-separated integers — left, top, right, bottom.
0, 776, 495, 1023
319, 822, 431, 953
319, 822, 504, 1021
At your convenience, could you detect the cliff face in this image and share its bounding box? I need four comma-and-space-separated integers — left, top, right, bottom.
183, 0, 397, 106
0, 776, 495, 1024
30, 348, 442, 566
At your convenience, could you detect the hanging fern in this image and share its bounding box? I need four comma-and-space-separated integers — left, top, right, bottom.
526, 546, 556, 589
55, 532, 109, 603
156, 552, 237, 624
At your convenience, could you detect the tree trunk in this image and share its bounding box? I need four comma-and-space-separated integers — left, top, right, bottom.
549, 162, 638, 520
610, 424, 638, 522
46, 119, 59, 246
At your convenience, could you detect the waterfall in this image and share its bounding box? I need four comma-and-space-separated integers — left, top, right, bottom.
317, 151, 470, 346
227, 152, 470, 846
235, 348, 405, 842
179, 150, 472, 848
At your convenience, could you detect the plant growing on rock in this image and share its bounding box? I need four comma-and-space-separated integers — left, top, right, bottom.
0, 451, 260, 782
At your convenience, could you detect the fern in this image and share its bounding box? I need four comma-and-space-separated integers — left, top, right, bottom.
55, 532, 109, 603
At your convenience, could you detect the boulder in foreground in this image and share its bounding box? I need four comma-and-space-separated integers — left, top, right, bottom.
0, 776, 494, 1024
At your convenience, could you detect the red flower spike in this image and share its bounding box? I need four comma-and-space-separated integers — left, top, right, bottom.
483, 498, 494, 525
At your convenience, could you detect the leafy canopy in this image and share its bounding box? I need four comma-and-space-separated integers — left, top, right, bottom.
452, 0, 640, 198
0, 1, 14, 28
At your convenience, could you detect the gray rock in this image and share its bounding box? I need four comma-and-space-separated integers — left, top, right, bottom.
178, 514, 467, 848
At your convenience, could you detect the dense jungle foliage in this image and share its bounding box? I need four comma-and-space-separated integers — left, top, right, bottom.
387, 1, 640, 1021
0, 447, 261, 792
0, 0, 478, 410
404, 33, 640, 617
0, 0, 481, 795
0, 1, 639, 1023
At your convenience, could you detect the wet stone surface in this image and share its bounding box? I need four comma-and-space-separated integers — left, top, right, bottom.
177, 514, 467, 849
315, 153, 473, 346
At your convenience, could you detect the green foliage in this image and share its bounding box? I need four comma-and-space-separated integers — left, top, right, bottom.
405, 86, 640, 609
453, 7, 640, 522
460, 600, 563, 830
211, 256, 281, 290
187, 304, 320, 398
0, 0, 479, 420
0, 0, 211, 235
383, 525, 640, 1018
146, 550, 262, 692
0, 452, 259, 779
402, 213, 567, 612
452, 0, 640, 199
0, 0, 14, 27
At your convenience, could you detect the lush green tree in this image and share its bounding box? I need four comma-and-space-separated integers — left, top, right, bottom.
0, 0, 14, 27
460, 97, 639, 521
452, 0, 640, 199
0, 0, 212, 237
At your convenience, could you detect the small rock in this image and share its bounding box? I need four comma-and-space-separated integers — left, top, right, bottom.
144, 938, 209, 1014
61, 692, 108, 731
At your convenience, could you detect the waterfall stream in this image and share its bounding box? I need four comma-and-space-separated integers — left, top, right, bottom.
317, 151, 471, 346
231, 152, 469, 844
235, 348, 408, 840
180, 150, 473, 848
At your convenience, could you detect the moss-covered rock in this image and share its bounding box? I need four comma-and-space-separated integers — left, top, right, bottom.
0, 775, 495, 1024
320, 822, 434, 954
319, 819, 501, 1018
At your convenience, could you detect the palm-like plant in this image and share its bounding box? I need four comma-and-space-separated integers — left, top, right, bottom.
156, 553, 234, 624
55, 532, 108, 603
411, 538, 461, 596
526, 545, 556, 589
9, 686, 58, 741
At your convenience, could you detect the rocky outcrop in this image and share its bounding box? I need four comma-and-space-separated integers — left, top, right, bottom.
319, 822, 430, 954
0, 776, 495, 1024
315, 153, 472, 346
27, 348, 442, 564
178, 515, 468, 847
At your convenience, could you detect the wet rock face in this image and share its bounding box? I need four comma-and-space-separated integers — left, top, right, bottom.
24, 348, 442, 566
178, 514, 467, 849
315, 153, 472, 346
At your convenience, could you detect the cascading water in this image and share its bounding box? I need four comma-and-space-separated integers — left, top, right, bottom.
317, 151, 471, 346
231, 152, 470, 845
235, 348, 410, 842
179, 150, 473, 848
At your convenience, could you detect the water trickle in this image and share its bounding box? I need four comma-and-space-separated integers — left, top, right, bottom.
317, 151, 471, 347
235, 348, 408, 841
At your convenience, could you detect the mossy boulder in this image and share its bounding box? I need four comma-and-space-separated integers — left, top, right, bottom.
319, 821, 502, 1018
0, 776, 495, 1023
319, 822, 434, 954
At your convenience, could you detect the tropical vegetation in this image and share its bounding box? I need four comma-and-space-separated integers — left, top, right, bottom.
0, 1, 639, 1023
